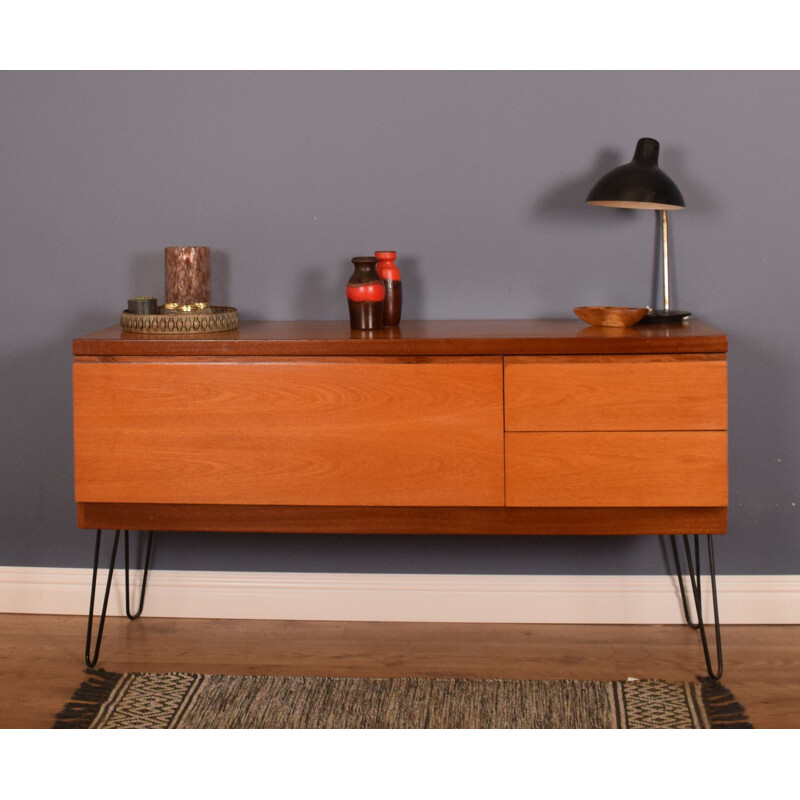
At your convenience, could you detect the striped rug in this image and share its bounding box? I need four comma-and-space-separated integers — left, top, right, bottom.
54, 669, 751, 729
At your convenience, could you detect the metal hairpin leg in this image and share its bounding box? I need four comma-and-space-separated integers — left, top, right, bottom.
85, 529, 120, 668
670, 534, 723, 679
124, 529, 154, 620
85, 529, 154, 668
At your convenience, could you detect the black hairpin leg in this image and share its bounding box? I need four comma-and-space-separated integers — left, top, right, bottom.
670, 534, 723, 679
85, 529, 154, 668
124, 529, 154, 620
85, 529, 120, 668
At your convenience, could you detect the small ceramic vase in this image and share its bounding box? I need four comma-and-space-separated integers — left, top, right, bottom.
375, 250, 402, 326
347, 257, 385, 330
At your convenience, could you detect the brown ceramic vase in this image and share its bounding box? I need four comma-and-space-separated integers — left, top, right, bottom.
347, 257, 385, 331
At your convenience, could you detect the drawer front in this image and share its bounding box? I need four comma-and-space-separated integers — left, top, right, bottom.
505, 431, 728, 507
504, 356, 727, 432
73, 358, 505, 507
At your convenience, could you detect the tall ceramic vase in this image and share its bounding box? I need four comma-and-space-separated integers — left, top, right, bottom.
347, 257, 385, 330
375, 250, 402, 326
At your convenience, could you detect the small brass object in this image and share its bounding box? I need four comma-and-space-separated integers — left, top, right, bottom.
120, 306, 239, 334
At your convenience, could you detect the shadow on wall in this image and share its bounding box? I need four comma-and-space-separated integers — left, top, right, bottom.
145, 529, 678, 576
211, 251, 231, 307
534, 149, 624, 223
0, 314, 120, 566
131, 252, 163, 302
397, 256, 424, 320
725, 334, 798, 571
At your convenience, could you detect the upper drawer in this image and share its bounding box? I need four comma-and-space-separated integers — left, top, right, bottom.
504, 355, 727, 431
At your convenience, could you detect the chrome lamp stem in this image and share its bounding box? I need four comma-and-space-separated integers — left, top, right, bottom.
661, 209, 671, 312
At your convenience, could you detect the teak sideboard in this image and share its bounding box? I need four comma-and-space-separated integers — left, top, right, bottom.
72, 319, 729, 674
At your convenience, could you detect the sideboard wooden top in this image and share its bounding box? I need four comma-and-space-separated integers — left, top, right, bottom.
73, 319, 727, 357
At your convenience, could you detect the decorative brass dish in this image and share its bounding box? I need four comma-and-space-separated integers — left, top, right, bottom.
573, 306, 649, 328
120, 306, 239, 334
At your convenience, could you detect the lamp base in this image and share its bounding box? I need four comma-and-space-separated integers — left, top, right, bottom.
640, 309, 691, 324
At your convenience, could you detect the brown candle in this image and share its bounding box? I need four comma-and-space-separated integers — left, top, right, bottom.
165, 246, 211, 305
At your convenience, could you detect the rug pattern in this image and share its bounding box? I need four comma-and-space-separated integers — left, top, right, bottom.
620, 679, 709, 728
54, 670, 752, 729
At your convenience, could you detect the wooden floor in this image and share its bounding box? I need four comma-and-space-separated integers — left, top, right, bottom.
2, 613, 799, 728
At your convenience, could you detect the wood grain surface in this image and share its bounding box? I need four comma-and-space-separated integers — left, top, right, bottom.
506, 432, 728, 507
72, 319, 729, 357
2, 615, 796, 728
73, 358, 505, 507
504, 356, 728, 431
75, 502, 728, 535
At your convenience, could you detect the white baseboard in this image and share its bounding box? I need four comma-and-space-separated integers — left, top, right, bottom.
1, 567, 798, 624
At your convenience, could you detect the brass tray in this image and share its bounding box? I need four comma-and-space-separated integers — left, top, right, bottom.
120, 306, 239, 334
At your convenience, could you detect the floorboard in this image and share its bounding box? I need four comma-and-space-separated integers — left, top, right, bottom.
1, 614, 798, 728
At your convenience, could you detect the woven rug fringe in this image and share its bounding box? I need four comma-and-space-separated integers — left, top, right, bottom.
52, 672, 754, 729
699, 677, 753, 728
53, 668, 123, 729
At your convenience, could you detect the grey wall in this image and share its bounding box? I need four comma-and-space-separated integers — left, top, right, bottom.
2, 71, 798, 576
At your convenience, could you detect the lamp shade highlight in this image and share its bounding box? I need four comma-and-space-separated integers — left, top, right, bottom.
586, 138, 685, 210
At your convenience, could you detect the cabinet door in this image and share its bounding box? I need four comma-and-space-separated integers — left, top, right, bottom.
73, 357, 505, 507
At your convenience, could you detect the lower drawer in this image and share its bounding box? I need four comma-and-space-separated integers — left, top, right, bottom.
505, 431, 728, 507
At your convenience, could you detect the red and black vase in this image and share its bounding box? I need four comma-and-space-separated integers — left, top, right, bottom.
375, 250, 402, 326
347, 257, 385, 330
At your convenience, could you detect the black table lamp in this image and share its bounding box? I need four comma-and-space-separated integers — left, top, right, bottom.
586, 137, 689, 323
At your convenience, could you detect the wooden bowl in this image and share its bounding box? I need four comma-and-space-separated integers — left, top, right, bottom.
573, 306, 649, 328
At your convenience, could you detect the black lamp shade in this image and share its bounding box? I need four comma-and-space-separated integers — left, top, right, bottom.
586, 138, 685, 210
